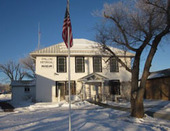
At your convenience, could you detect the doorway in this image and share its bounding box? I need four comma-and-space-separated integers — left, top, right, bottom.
56, 82, 65, 100
110, 80, 120, 95
56, 81, 76, 101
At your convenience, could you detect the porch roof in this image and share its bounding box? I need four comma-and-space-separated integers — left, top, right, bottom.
78, 73, 109, 83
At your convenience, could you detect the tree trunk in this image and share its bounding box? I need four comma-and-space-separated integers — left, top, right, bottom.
130, 23, 170, 118
131, 96, 144, 118
130, 52, 145, 118
140, 25, 170, 103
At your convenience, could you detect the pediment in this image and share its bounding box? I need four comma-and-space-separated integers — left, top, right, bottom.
78, 73, 109, 82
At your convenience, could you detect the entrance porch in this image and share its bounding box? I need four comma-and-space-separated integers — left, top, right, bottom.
78, 73, 121, 102
78, 73, 109, 102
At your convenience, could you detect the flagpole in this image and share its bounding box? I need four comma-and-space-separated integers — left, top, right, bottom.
38, 23, 41, 49
67, 0, 71, 131
68, 27, 71, 131
62, 0, 72, 129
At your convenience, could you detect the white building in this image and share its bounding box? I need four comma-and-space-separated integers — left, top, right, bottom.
11, 80, 36, 103
30, 39, 134, 102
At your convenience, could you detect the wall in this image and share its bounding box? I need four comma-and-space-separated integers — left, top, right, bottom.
36, 75, 55, 102
12, 86, 35, 103
145, 77, 170, 100
36, 56, 132, 81
35, 56, 132, 102
120, 81, 131, 100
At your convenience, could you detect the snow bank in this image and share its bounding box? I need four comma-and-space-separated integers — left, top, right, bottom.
0, 94, 11, 101
10, 100, 99, 113
105, 99, 170, 114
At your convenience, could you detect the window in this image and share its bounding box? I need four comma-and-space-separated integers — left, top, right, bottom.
75, 57, 85, 73
93, 57, 102, 72
110, 57, 119, 72
57, 56, 66, 72
24, 87, 30, 92
65, 81, 76, 95
56, 81, 76, 98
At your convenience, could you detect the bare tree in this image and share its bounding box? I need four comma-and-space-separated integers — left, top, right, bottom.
0, 56, 35, 83
0, 83, 11, 93
0, 61, 26, 82
20, 56, 36, 79
96, 0, 170, 118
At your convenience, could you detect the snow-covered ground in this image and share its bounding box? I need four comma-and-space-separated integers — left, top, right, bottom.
0, 94, 170, 131
105, 99, 170, 115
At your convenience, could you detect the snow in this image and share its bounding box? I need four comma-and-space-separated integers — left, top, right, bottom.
0, 94, 170, 131
148, 68, 170, 79
148, 73, 165, 79
0, 93, 11, 101
105, 100, 170, 114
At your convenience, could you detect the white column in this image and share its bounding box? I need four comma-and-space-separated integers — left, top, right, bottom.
102, 81, 105, 102
83, 82, 86, 100
58, 88, 60, 102
95, 85, 98, 101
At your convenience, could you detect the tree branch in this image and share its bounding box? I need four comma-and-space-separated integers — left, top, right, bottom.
146, 0, 167, 13
104, 12, 138, 52
101, 44, 132, 73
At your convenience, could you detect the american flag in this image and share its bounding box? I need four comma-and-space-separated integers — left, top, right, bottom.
62, 2, 73, 48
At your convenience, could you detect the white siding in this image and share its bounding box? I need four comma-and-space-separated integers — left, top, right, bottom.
12, 86, 35, 103
36, 56, 131, 81
36, 75, 55, 102
35, 55, 132, 102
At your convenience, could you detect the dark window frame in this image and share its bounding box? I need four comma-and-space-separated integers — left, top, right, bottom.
110, 57, 119, 72
93, 56, 102, 72
57, 56, 67, 73
75, 56, 85, 73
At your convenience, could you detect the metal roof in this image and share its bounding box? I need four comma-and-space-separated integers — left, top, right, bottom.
148, 68, 170, 80
30, 39, 135, 57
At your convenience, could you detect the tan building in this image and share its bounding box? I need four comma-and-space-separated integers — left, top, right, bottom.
145, 68, 170, 101
30, 39, 134, 102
